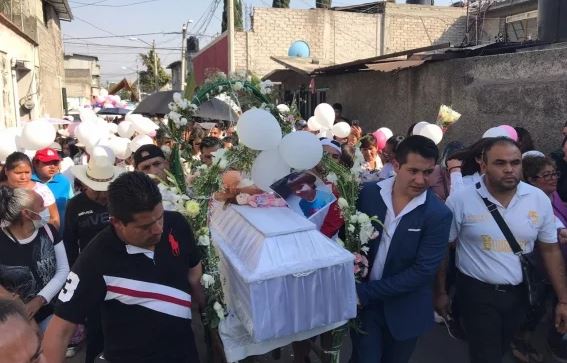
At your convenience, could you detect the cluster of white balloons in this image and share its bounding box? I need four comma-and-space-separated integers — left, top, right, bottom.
236, 108, 323, 192
306, 103, 352, 139
0, 119, 58, 162
74, 109, 158, 161
412, 121, 444, 145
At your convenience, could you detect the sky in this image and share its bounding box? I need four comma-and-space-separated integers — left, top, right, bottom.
62, 0, 455, 85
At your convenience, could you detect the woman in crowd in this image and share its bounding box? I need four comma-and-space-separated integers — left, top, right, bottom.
0, 152, 60, 230
0, 186, 69, 332
378, 135, 405, 181
443, 138, 488, 195
359, 135, 382, 182
515, 126, 535, 154
188, 127, 206, 161
430, 141, 465, 201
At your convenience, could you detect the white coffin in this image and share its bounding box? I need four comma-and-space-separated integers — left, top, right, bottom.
210, 202, 356, 342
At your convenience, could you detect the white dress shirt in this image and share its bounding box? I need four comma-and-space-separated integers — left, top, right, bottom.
370, 177, 428, 281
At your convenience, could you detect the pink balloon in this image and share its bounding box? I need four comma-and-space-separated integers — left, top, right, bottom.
372, 130, 387, 151
96, 96, 105, 104
499, 125, 518, 141
148, 130, 157, 138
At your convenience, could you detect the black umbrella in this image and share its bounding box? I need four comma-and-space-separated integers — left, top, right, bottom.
133, 91, 238, 121
97, 107, 131, 116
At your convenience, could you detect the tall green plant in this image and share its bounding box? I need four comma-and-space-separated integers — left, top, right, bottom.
272, 0, 290, 7
221, 0, 243, 32
316, 0, 331, 8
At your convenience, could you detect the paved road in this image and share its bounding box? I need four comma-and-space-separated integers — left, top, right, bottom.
68, 319, 563, 363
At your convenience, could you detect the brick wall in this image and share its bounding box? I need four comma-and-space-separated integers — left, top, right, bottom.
234, 7, 380, 78
234, 5, 466, 79
383, 3, 467, 53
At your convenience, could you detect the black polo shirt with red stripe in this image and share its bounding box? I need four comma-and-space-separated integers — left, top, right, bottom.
55, 211, 202, 363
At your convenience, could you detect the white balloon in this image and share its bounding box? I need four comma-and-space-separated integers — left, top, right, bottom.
314, 103, 335, 129
279, 131, 323, 170
417, 124, 444, 145
21, 120, 56, 150
0, 130, 18, 162
79, 108, 98, 123
108, 137, 132, 160
127, 114, 158, 135
107, 123, 118, 135
91, 145, 115, 166
307, 116, 321, 131
117, 121, 136, 138
129, 134, 153, 153
482, 127, 510, 139
75, 122, 102, 149
251, 149, 291, 192
377, 127, 393, 140
412, 121, 430, 136
332, 122, 351, 138
237, 108, 282, 151
99, 89, 109, 97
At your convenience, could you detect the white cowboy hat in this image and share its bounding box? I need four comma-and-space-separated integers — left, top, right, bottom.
71, 151, 126, 191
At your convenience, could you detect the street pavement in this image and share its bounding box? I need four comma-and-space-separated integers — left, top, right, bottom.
67, 318, 564, 363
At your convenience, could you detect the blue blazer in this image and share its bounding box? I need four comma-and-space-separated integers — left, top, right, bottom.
355, 181, 452, 340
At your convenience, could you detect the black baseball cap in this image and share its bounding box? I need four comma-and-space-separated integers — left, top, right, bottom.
133, 144, 165, 168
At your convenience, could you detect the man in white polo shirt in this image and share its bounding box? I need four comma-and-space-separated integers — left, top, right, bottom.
438, 137, 567, 363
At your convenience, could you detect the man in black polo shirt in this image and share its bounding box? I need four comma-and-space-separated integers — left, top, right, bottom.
43, 172, 204, 363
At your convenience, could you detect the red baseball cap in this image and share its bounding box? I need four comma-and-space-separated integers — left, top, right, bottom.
34, 148, 61, 163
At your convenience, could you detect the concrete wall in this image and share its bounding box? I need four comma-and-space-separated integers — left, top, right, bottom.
236, 5, 466, 78
36, 3, 65, 119
317, 46, 567, 153
0, 0, 66, 128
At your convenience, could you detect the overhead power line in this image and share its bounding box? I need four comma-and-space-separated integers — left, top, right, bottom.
70, 0, 157, 7
64, 31, 180, 40
63, 41, 182, 50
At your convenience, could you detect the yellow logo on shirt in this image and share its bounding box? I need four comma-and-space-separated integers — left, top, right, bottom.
481, 235, 492, 250
528, 211, 539, 225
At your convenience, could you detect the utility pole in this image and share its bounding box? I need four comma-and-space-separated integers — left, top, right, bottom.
152, 39, 158, 92
136, 63, 141, 101
180, 23, 187, 92
227, 0, 235, 73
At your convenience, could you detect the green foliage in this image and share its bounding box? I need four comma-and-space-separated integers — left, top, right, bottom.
316, 0, 331, 8
138, 48, 171, 93
221, 0, 243, 32
272, 0, 290, 7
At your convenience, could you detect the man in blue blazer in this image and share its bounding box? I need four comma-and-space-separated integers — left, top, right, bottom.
352, 135, 452, 363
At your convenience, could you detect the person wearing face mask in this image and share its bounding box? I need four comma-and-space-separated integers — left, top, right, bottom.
0, 186, 69, 333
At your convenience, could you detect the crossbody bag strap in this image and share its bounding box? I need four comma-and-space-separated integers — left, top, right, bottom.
475, 182, 524, 255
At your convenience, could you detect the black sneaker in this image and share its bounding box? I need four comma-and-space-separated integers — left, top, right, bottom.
441, 314, 466, 341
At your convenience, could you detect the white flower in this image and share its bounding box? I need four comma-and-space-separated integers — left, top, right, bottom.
337, 197, 349, 209
218, 158, 228, 169
277, 104, 290, 113
213, 301, 225, 320
326, 172, 338, 184
349, 215, 359, 224
184, 200, 200, 218
198, 235, 210, 246
347, 224, 355, 233
358, 213, 370, 224
212, 148, 228, 166
218, 86, 223, 92
173, 92, 182, 104
361, 246, 370, 254
168, 102, 176, 110
233, 81, 243, 91
200, 274, 215, 289
197, 164, 208, 171
188, 103, 198, 111
179, 117, 188, 126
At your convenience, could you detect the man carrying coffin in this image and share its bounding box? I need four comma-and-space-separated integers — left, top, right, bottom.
43, 172, 204, 363
352, 135, 452, 363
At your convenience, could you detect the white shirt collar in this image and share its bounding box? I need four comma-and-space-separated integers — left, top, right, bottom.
377, 176, 427, 217
476, 176, 530, 207
125, 244, 155, 260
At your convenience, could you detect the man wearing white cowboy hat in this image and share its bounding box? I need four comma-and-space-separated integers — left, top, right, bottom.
64, 146, 125, 362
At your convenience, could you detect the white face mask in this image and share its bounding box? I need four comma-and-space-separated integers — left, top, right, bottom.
29, 209, 50, 229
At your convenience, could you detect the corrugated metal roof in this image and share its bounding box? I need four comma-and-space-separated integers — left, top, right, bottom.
45, 0, 73, 21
